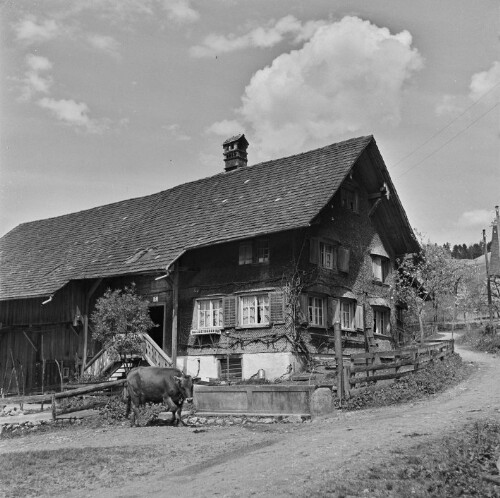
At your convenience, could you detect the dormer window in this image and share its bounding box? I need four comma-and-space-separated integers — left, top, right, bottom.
341, 188, 359, 213
372, 255, 391, 283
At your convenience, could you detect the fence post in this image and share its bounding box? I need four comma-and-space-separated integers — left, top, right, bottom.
334, 322, 343, 405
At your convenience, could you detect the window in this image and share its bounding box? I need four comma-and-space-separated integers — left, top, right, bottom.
373, 309, 390, 335
198, 299, 223, 330
372, 255, 391, 283
320, 242, 337, 270
341, 188, 359, 213
239, 242, 253, 265
218, 356, 242, 381
239, 239, 269, 265
340, 301, 355, 330
256, 239, 269, 263
240, 294, 270, 326
308, 296, 325, 327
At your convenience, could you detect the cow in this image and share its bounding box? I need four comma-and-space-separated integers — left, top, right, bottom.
125, 367, 194, 427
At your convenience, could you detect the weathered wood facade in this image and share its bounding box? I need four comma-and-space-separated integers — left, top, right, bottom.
0, 135, 419, 392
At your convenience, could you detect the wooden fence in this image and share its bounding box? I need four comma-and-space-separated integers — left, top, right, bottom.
338, 339, 454, 399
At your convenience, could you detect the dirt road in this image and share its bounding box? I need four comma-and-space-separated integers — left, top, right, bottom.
2, 340, 500, 498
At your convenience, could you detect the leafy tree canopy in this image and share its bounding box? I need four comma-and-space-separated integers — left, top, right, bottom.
91, 285, 155, 360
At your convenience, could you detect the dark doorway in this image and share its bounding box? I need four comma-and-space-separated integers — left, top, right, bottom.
148, 305, 165, 350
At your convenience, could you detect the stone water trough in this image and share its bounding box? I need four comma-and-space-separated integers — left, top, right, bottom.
194, 384, 334, 418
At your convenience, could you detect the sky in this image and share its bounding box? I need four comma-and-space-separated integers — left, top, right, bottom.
1, 0, 499, 247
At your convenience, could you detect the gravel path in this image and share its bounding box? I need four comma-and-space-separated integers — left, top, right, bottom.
1, 337, 499, 498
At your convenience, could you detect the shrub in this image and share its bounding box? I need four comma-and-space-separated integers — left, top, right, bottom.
456, 328, 500, 354
337, 353, 473, 410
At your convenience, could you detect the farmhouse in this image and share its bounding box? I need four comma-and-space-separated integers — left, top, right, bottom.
0, 135, 419, 393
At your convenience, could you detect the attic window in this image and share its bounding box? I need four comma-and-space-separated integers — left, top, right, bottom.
238, 239, 270, 265
341, 188, 359, 213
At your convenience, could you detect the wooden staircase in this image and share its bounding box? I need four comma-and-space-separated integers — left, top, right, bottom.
83, 333, 173, 380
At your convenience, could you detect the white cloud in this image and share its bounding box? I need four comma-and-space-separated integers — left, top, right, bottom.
190, 15, 325, 57
14, 17, 62, 44
436, 61, 500, 116
209, 16, 423, 161
205, 119, 244, 138
19, 54, 54, 101
165, 124, 191, 141
161, 0, 199, 23
457, 209, 495, 228
435, 94, 466, 117
469, 61, 500, 101
37, 97, 106, 133
86, 34, 121, 58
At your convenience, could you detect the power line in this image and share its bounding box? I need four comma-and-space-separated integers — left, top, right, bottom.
396, 101, 499, 178
393, 81, 500, 168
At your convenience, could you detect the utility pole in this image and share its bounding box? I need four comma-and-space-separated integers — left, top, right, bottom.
483, 229, 493, 332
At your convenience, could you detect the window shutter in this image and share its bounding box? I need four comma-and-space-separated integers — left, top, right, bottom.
372, 256, 382, 280
191, 300, 199, 331
355, 304, 364, 331
298, 293, 309, 325
338, 247, 350, 272
223, 296, 237, 328
329, 298, 340, 326
309, 238, 319, 264
269, 291, 285, 323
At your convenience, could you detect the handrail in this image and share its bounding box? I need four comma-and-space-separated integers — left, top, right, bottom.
140, 333, 173, 368
83, 334, 174, 377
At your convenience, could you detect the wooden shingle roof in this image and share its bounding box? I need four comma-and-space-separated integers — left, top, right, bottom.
0, 135, 412, 300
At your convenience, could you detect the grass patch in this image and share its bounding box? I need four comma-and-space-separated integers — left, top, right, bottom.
337, 353, 474, 411
456, 328, 500, 354
307, 419, 500, 497
0, 445, 170, 497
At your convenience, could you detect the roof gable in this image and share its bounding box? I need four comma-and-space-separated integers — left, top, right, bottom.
0, 135, 413, 300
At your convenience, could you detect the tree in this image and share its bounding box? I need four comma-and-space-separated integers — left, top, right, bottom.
396, 243, 463, 343
91, 285, 155, 365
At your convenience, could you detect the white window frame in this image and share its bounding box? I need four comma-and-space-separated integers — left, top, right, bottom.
373, 308, 390, 335
308, 296, 326, 327
239, 294, 270, 327
320, 242, 337, 270
239, 242, 253, 265
340, 300, 355, 330
197, 298, 223, 331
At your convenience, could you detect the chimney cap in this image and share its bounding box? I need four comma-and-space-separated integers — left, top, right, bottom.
223, 134, 248, 147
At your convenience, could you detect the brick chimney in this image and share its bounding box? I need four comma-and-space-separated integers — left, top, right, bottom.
223, 134, 249, 171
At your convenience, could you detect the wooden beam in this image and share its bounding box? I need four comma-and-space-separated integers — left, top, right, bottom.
82, 278, 103, 377
22, 331, 38, 352
171, 262, 179, 367
4, 379, 126, 405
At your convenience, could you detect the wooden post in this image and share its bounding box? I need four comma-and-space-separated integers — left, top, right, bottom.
334, 321, 343, 404
171, 263, 179, 367
41, 334, 45, 395
51, 394, 56, 421
81, 315, 89, 377
483, 229, 494, 333
82, 278, 103, 377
